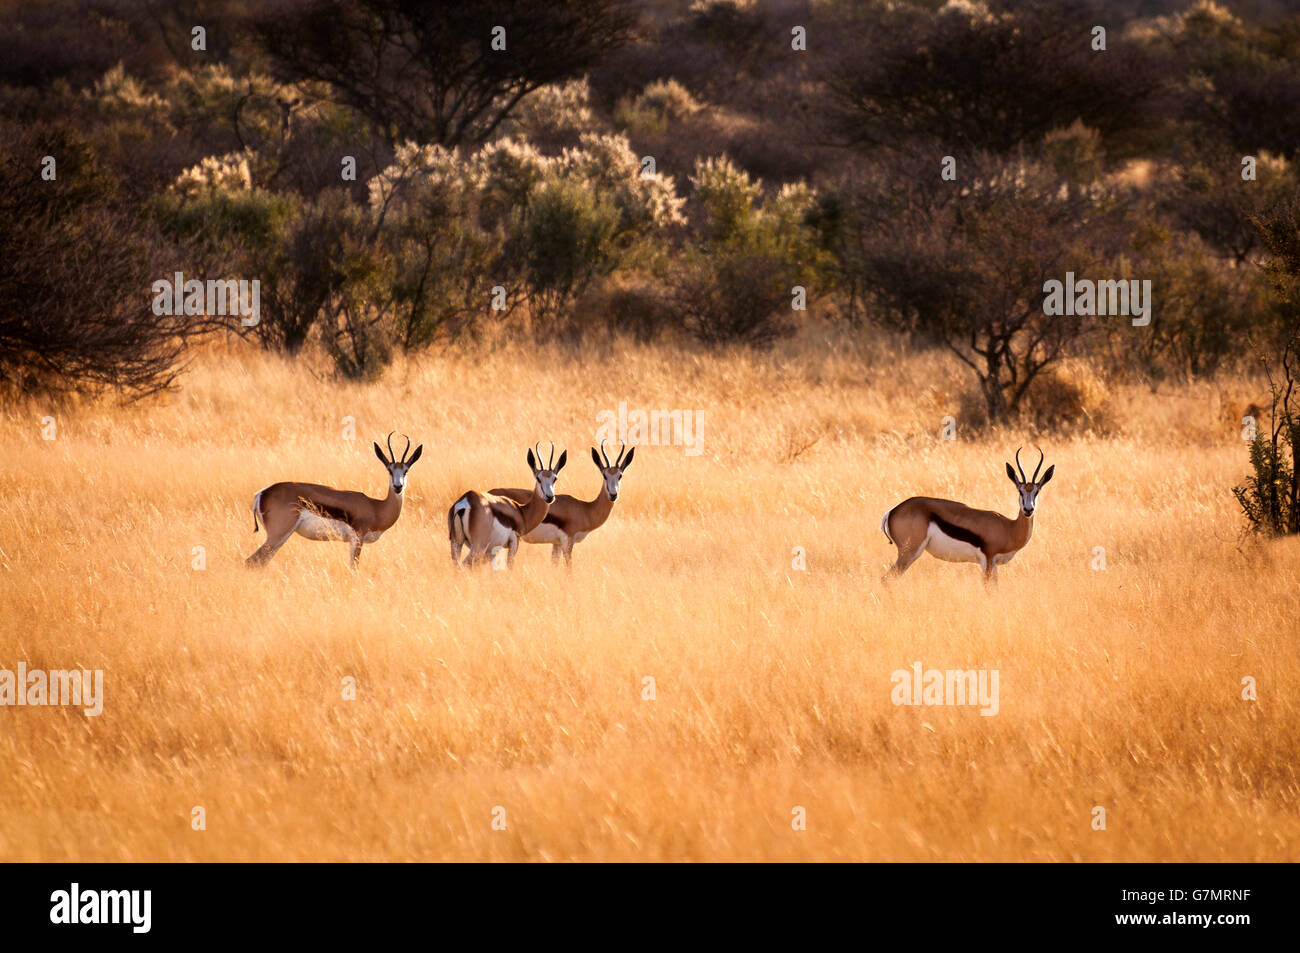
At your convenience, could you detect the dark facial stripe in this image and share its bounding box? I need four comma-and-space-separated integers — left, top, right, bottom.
932, 515, 987, 553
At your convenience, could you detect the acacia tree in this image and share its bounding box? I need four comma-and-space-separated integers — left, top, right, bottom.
836, 153, 1127, 424
250, 0, 637, 148
818, 0, 1162, 159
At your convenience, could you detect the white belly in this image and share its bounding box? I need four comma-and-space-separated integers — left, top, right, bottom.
523, 522, 565, 545
925, 522, 984, 565
484, 518, 515, 550
295, 512, 356, 542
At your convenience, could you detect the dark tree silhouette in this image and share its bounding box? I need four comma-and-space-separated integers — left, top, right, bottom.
0, 125, 195, 399
251, 0, 637, 147
1235, 200, 1300, 536
820, 1, 1164, 159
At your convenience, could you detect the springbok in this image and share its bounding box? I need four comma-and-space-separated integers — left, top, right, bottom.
246, 432, 423, 569
448, 442, 566, 568
881, 447, 1055, 584
491, 440, 634, 566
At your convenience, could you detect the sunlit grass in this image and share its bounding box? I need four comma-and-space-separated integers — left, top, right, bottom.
1, 332, 1296, 861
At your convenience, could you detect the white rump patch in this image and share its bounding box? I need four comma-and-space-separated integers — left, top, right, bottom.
451, 498, 472, 543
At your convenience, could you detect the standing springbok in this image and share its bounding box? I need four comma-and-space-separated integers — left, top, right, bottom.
881, 447, 1055, 584
491, 440, 634, 566
246, 432, 423, 569
448, 442, 566, 568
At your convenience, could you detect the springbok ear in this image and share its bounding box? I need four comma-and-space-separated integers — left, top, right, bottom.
374, 442, 389, 465
555, 450, 567, 472
407, 445, 423, 466
527, 449, 537, 471
1039, 464, 1055, 486
620, 446, 635, 470
1005, 462, 1018, 483
591, 447, 603, 468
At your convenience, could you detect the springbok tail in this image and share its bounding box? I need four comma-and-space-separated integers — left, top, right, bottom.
449, 497, 471, 560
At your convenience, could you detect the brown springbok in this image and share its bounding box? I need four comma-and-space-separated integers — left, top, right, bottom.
448, 442, 566, 568
881, 447, 1055, 584
246, 432, 423, 569
491, 440, 634, 566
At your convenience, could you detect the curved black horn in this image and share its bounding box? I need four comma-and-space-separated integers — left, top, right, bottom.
1014, 446, 1026, 483
600, 438, 611, 467
399, 433, 412, 465
548, 441, 555, 470
616, 442, 628, 468
1031, 445, 1044, 483
385, 431, 397, 464
534, 441, 543, 469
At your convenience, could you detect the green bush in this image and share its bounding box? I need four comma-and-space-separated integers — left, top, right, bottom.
672, 157, 829, 346
508, 176, 622, 325
1234, 392, 1299, 536
614, 79, 704, 134
371, 134, 684, 337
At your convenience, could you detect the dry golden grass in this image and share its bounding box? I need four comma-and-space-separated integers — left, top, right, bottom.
1, 330, 1297, 862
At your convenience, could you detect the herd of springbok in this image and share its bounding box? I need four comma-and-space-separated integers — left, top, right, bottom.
247, 434, 634, 571
245, 433, 1053, 583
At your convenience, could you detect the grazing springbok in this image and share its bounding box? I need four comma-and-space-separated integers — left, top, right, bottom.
246, 432, 423, 569
491, 439, 634, 566
448, 442, 567, 568
881, 447, 1055, 584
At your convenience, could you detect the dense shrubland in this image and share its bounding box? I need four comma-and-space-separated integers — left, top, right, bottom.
1, 0, 1298, 508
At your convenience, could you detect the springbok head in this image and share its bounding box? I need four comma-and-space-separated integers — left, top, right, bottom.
527, 441, 567, 504
373, 432, 423, 495
1004, 446, 1055, 518
591, 439, 635, 502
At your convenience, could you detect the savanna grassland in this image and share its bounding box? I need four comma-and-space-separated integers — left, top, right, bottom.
1, 331, 1297, 862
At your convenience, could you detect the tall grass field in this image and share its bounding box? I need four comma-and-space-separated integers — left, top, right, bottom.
1, 333, 1296, 861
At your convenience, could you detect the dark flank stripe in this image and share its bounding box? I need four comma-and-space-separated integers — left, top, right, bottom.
299, 498, 357, 527
931, 515, 988, 554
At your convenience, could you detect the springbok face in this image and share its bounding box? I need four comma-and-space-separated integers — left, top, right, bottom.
1004, 446, 1055, 518
527, 442, 567, 504
591, 440, 635, 502
374, 432, 423, 495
